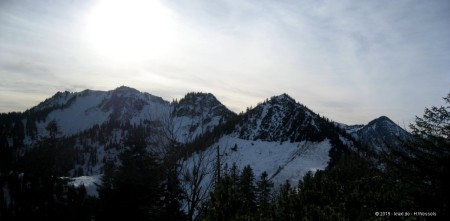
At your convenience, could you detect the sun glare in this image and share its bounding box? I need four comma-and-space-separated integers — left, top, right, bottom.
84, 0, 177, 62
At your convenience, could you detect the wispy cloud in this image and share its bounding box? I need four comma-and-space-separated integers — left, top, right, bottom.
0, 0, 449, 124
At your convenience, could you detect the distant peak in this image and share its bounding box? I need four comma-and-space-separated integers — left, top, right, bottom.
365, 116, 396, 128
271, 93, 295, 102
276, 93, 292, 99
174, 91, 234, 118
374, 116, 393, 123
110, 86, 143, 98
114, 86, 139, 92
185, 92, 214, 98
182, 92, 218, 103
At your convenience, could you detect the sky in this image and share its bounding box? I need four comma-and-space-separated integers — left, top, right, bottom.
0, 0, 449, 125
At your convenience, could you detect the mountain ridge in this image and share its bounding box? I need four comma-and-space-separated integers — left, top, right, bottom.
0, 86, 410, 190
2, 86, 410, 150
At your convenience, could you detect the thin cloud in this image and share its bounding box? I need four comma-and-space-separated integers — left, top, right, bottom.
0, 0, 449, 125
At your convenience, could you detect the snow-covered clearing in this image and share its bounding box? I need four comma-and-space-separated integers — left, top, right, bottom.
69, 175, 102, 197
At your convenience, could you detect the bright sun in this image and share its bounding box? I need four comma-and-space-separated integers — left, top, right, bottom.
84, 0, 177, 62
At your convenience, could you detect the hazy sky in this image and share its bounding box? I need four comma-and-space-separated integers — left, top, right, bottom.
1, 0, 449, 125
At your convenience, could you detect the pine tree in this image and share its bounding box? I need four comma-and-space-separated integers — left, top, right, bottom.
255, 171, 273, 219
160, 157, 186, 221
238, 165, 256, 218
274, 180, 299, 221
205, 174, 235, 221
202, 164, 251, 221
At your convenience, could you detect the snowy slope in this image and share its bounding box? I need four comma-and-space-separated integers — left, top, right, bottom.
215, 135, 331, 185
69, 175, 102, 197
179, 135, 332, 216
34, 90, 112, 136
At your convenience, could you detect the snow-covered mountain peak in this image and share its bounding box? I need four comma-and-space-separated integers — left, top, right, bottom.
350, 115, 411, 151
181, 92, 216, 103
234, 95, 327, 142
261, 94, 314, 116
363, 116, 403, 134
172, 92, 236, 142
367, 116, 396, 128
113, 85, 140, 94
173, 92, 231, 118
190, 94, 358, 189
270, 93, 296, 104
108, 86, 166, 104
21, 86, 172, 137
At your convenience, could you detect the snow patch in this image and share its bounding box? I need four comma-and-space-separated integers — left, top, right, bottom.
193, 136, 332, 186
69, 175, 102, 197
